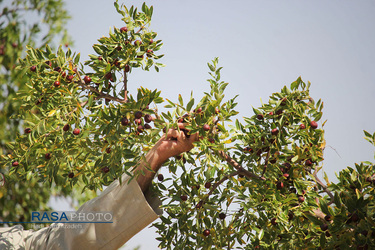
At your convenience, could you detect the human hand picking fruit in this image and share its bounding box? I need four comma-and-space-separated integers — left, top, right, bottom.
135, 123, 199, 192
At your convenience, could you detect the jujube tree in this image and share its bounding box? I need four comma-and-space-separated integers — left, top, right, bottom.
0, 1, 374, 249
0, 0, 72, 229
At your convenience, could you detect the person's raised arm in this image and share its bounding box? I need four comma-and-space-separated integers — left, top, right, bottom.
136, 123, 199, 193
22, 124, 198, 250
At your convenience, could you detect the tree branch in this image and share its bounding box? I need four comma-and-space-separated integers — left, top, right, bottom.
0, 7, 28, 17
216, 150, 265, 181
311, 208, 326, 221
206, 170, 240, 197
75, 69, 128, 103
66, 100, 88, 117
313, 167, 334, 205
123, 69, 128, 103
261, 150, 271, 177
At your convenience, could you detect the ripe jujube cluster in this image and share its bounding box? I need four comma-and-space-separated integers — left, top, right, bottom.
120, 110, 155, 135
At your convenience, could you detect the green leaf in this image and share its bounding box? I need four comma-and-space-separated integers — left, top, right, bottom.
355, 188, 361, 200
74, 53, 80, 65
334, 191, 342, 207
149, 5, 153, 18
186, 98, 194, 112
320, 232, 326, 248
291, 155, 299, 163
46, 44, 52, 55
258, 229, 264, 240
252, 107, 261, 115
319, 199, 330, 215
93, 45, 103, 55
351, 170, 357, 182
114, 1, 119, 11
48, 110, 56, 117
290, 80, 298, 90
178, 94, 183, 106
142, 2, 146, 13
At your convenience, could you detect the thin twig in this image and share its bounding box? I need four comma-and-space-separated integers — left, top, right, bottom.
216, 150, 265, 181
313, 166, 334, 205
75, 81, 127, 103
206, 170, 240, 197
0, 7, 28, 17
75, 66, 128, 103
261, 150, 271, 177
66, 100, 88, 117
328, 145, 342, 158
123, 69, 128, 102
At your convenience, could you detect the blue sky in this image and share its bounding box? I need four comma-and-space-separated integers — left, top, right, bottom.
50, 1, 375, 248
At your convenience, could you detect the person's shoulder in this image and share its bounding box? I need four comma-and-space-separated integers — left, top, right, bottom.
0, 225, 34, 250
0, 224, 25, 233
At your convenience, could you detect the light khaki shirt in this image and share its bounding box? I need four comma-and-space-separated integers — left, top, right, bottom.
0, 174, 162, 249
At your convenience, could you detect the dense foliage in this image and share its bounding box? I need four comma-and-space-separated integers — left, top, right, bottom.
0, 0, 72, 229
